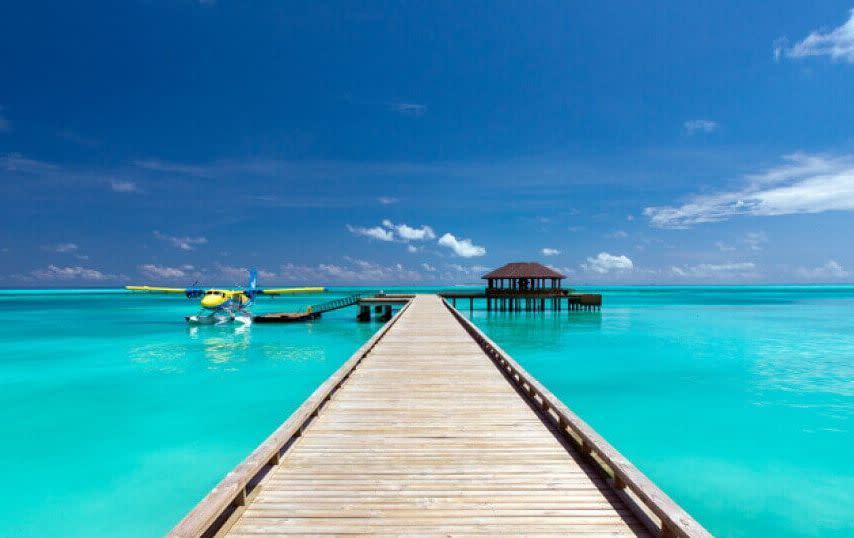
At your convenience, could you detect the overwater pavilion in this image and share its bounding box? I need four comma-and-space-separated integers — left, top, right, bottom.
439, 261, 602, 312
484, 262, 565, 294
482, 262, 570, 311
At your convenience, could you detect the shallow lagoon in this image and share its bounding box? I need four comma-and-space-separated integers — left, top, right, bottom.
0, 287, 851, 536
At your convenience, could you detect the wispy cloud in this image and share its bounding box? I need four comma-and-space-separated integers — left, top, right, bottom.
776, 9, 854, 63
43, 243, 79, 253
153, 230, 208, 251
135, 158, 211, 177
346, 224, 395, 242
541, 247, 560, 256
743, 231, 768, 251
438, 233, 486, 258
582, 252, 633, 274
670, 262, 759, 280
645, 152, 854, 228
715, 241, 736, 252
390, 103, 427, 116
378, 196, 399, 205
607, 230, 628, 239
684, 119, 718, 135
110, 179, 140, 193
1, 153, 58, 174
795, 260, 849, 280
140, 264, 187, 279
31, 264, 113, 281
280, 259, 423, 283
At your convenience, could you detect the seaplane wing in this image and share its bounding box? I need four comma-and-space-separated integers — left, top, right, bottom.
126, 286, 191, 293
126, 285, 206, 298
257, 287, 325, 295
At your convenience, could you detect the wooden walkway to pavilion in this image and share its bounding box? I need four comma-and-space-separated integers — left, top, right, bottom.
171, 295, 709, 537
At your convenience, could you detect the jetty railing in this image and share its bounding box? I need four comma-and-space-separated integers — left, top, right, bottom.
308, 293, 362, 314
443, 298, 711, 538
168, 299, 412, 537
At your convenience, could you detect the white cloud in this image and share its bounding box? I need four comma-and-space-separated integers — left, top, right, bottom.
715, 241, 736, 252
670, 262, 759, 279
607, 230, 628, 239
779, 9, 854, 63
31, 265, 111, 281
582, 252, 634, 274
378, 196, 399, 205
140, 264, 186, 279
684, 119, 718, 135
153, 230, 208, 251
382, 219, 436, 241
421, 262, 436, 272
406, 245, 419, 253
645, 152, 854, 227
541, 248, 560, 256
438, 233, 486, 258
111, 179, 140, 193
346, 224, 394, 242
795, 260, 849, 280
626, 214, 635, 221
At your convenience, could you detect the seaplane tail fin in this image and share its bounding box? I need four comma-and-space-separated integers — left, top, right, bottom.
248, 267, 258, 291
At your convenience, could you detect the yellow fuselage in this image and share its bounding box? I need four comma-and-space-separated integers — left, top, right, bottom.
200, 289, 249, 310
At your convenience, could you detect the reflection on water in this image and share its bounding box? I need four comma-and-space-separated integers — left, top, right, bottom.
129, 321, 335, 373
128, 342, 189, 374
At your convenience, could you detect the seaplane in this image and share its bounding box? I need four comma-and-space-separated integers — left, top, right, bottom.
126, 268, 324, 324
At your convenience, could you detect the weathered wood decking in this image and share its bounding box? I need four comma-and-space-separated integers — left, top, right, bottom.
172, 295, 709, 537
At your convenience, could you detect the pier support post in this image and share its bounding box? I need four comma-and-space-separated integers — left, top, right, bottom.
357, 305, 371, 322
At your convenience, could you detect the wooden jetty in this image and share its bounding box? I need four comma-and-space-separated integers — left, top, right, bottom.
254, 295, 413, 324
171, 295, 709, 537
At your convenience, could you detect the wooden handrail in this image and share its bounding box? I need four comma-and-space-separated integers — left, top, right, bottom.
443, 299, 712, 538
168, 299, 413, 537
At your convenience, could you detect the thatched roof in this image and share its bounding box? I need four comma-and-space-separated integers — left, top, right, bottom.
481, 262, 565, 280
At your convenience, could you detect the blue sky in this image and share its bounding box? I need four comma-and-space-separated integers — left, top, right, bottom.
2, 1, 854, 286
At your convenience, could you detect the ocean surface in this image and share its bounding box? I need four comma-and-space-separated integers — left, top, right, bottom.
0, 286, 851, 537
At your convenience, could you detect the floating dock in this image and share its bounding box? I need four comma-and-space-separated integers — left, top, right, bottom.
171, 295, 708, 537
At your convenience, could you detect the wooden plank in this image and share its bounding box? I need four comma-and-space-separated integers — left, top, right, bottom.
171, 294, 706, 537
215, 295, 649, 536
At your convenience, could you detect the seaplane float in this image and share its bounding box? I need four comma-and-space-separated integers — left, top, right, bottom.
126, 268, 323, 324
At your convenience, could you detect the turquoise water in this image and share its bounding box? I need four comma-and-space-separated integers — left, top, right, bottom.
0, 287, 851, 536
462, 287, 854, 538
0, 290, 385, 537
